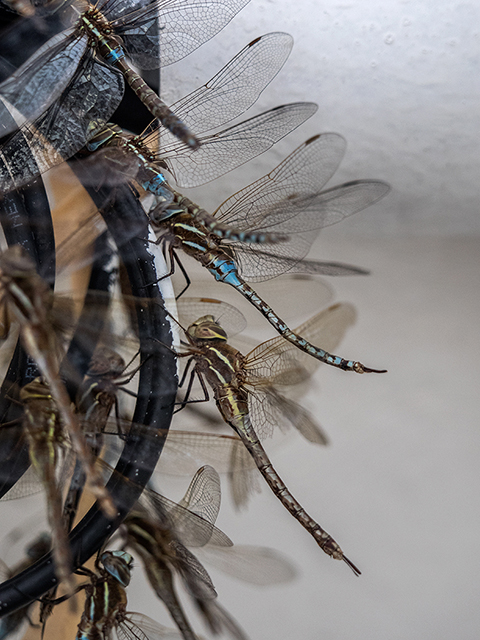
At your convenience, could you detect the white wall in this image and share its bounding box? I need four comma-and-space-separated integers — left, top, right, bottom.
162, 0, 479, 236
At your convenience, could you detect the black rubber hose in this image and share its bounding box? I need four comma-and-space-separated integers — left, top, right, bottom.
0, 182, 178, 615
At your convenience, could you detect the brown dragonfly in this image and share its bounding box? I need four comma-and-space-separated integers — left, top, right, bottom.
0, 246, 117, 584
175, 301, 361, 575
123, 464, 293, 640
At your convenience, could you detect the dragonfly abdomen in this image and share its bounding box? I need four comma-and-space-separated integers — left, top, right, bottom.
230, 415, 360, 572
21, 380, 75, 591
206, 256, 382, 374
116, 60, 199, 151
158, 193, 287, 244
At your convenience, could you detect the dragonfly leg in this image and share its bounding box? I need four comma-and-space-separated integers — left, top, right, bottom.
40, 582, 87, 607
175, 365, 210, 413
172, 251, 191, 300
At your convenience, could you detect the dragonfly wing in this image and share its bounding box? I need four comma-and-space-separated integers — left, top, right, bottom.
104, 0, 162, 70
246, 385, 327, 444
163, 102, 317, 187
196, 544, 297, 585
175, 297, 247, 336
0, 448, 75, 501
0, 56, 124, 192
214, 132, 347, 229
232, 232, 314, 282
228, 439, 261, 509
264, 387, 328, 444
177, 464, 221, 525
118, 614, 184, 640
159, 32, 293, 138
267, 254, 370, 276
0, 464, 43, 501
0, 29, 86, 137
234, 242, 370, 281
194, 599, 248, 640
137, 0, 251, 68
140, 488, 233, 548
172, 541, 217, 600
221, 174, 390, 281
246, 302, 358, 380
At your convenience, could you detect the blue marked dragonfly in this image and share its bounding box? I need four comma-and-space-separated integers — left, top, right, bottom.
0, 0, 252, 187
65, 549, 184, 640
73, 32, 315, 226
150, 133, 390, 373
124, 464, 294, 640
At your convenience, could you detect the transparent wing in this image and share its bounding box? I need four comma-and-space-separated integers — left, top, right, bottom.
196, 544, 297, 585
214, 133, 347, 229
247, 385, 329, 443
139, 480, 233, 548
133, 0, 251, 68
0, 29, 86, 137
118, 614, 184, 640
104, 428, 259, 509
103, 0, 162, 69
161, 102, 318, 188
104, 0, 251, 68
171, 540, 217, 600
175, 297, 246, 336
210, 135, 389, 281
0, 448, 75, 501
245, 302, 358, 382
193, 599, 248, 640
0, 57, 124, 192
256, 254, 370, 277
151, 31, 293, 141
177, 464, 221, 527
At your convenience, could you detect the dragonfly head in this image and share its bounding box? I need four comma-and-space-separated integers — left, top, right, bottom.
186, 315, 228, 344
100, 550, 133, 587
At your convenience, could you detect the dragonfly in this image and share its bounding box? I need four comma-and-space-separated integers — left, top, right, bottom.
175, 302, 362, 574
68, 294, 333, 509
71, 32, 315, 231
0, 0, 253, 188
0, 246, 117, 554
80, 31, 305, 185
150, 133, 390, 373
54, 549, 184, 640
124, 465, 253, 640
17, 377, 81, 592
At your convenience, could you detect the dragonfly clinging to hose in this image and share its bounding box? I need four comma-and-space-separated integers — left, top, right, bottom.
52, 549, 185, 640
176, 302, 362, 574
150, 133, 390, 373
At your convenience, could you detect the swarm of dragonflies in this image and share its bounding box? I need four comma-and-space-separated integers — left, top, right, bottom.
0, 0, 390, 637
